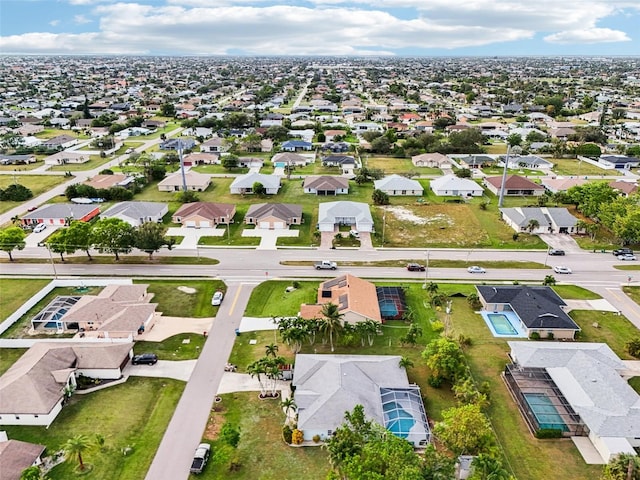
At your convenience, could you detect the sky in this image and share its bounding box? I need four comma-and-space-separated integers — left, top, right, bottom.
1, 0, 639, 56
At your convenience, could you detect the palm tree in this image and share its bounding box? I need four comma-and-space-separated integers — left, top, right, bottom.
526, 219, 540, 233
281, 397, 297, 422
247, 360, 268, 397
319, 303, 344, 352
265, 343, 279, 358
62, 434, 91, 471
425, 281, 439, 297
399, 356, 414, 370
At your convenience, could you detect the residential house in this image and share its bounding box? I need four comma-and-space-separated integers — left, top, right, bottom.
0, 154, 36, 165
505, 341, 640, 463
157, 170, 211, 192
245, 203, 302, 229
484, 175, 545, 197
100, 201, 168, 226
159, 138, 196, 151
411, 153, 451, 168
200, 136, 228, 153
550, 127, 576, 140
83, 173, 135, 190
272, 152, 314, 167
540, 177, 589, 193
281, 140, 313, 152
598, 155, 640, 170
502, 155, 553, 170
476, 285, 580, 340
303, 176, 349, 195
458, 155, 496, 170
292, 354, 431, 446
300, 274, 382, 323
229, 173, 281, 195
321, 155, 357, 172
0, 438, 46, 480
21, 204, 100, 227
324, 130, 347, 142
181, 152, 219, 166
610, 180, 638, 197
499, 207, 581, 234
237, 157, 264, 169
430, 174, 484, 197
41, 135, 77, 150
172, 202, 236, 227
43, 151, 89, 165
317, 201, 373, 232
0, 342, 133, 427
374, 174, 424, 196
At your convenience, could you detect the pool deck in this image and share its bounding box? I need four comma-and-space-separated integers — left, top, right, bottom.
479, 311, 527, 338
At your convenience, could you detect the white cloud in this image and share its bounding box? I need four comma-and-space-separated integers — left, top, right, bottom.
74, 14, 92, 24
545, 28, 631, 44
49, 20, 60, 26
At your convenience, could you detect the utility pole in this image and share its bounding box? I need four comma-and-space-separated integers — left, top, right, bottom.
498, 143, 511, 208
178, 139, 187, 193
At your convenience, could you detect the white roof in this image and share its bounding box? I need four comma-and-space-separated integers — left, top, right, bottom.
317, 201, 373, 229
230, 172, 281, 189
430, 174, 483, 192
374, 174, 423, 192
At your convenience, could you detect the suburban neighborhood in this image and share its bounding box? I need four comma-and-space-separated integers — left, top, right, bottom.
1, 55, 640, 480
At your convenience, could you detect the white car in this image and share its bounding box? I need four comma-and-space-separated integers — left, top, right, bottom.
211, 291, 224, 306
553, 266, 572, 274
618, 254, 637, 261
467, 266, 486, 274
349, 230, 360, 238
33, 223, 47, 233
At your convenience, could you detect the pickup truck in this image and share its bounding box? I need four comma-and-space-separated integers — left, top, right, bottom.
190, 443, 211, 474
314, 260, 337, 270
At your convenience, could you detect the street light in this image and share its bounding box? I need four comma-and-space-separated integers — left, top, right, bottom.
423, 251, 430, 289
46, 244, 58, 279
381, 208, 387, 247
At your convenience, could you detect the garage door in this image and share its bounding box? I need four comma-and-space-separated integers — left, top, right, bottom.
185, 221, 196, 228
273, 222, 285, 229
199, 221, 211, 228
259, 222, 270, 229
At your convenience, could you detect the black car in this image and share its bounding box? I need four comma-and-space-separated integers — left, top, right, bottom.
548, 249, 565, 256
132, 353, 158, 365
407, 263, 426, 272
613, 248, 633, 256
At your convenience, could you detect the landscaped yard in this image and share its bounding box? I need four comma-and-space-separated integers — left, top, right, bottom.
0, 175, 69, 215
136, 279, 225, 317
134, 333, 205, 360
552, 157, 620, 177
48, 155, 114, 172
4, 377, 184, 480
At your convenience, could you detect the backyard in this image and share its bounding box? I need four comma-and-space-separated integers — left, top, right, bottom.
0, 175, 69, 215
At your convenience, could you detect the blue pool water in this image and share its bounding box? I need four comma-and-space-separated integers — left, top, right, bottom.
480, 311, 527, 337
383, 402, 415, 437
523, 393, 569, 432
379, 300, 399, 317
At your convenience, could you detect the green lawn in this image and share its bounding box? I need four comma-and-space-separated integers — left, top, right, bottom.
571, 310, 639, 359
552, 285, 602, 300
243, 281, 318, 317
49, 155, 115, 172
137, 280, 225, 317
134, 333, 205, 360
365, 156, 425, 175
0, 348, 27, 375
0, 255, 219, 265
552, 158, 620, 177
196, 393, 330, 480
0, 175, 69, 215
0, 278, 50, 321
4, 377, 184, 480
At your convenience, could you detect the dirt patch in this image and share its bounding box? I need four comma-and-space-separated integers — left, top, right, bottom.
204, 403, 226, 441
177, 286, 197, 294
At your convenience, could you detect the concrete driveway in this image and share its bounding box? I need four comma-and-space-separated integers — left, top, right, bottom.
241, 228, 299, 250
358, 232, 374, 250
166, 226, 223, 250
538, 233, 583, 254
137, 316, 215, 342
25, 224, 61, 248
126, 360, 197, 382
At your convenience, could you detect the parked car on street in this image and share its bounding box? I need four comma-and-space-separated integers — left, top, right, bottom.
549, 249, 565, 256
553, 266, 572, 274
613, 248, 633, 256
211, 290, 224, 306
467, 266, 486, 274
406, 263, 426, 272
618, 253, 637, 261
131, 353, 158, 365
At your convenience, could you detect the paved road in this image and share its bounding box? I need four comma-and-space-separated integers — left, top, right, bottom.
145, 281, 257, 480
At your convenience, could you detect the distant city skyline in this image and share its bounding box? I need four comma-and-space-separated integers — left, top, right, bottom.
1, 0, 639, 56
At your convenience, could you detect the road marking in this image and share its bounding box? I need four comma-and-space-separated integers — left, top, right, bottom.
228, 284, 243, 316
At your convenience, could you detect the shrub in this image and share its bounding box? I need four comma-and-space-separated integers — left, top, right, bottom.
428, 375, 444, 388
458, 334, 473, 348
312, 434, 321, 443
292, 429, 304, 445
431, 320, 444, 333
535, 428, 563, 439
530, 331, 541, 340
292, 281, 300, 289
546, 332, 555, 340
220, 422, 241, 448
282, 425, 293, 444
627, 338, 640, 358
512, 232, 519, 241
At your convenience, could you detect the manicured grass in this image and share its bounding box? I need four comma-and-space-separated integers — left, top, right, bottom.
243, 281, 318, 317
365, 156, 425, 175
629, 377, 640, 394
552, 158, 620, 176
0, 255, 219, 265
0, 161, 43, 171
5, 377, 184, 480
197, 392, 330, 480
0, 278, 50, 321
1, 286, 103, 339
49, 155, 115, 172
134, 333, 205, 360
137, 279, 225, 317
551, 285, 602, 300
281, 259, 546, 269
35, 129, 88, 140
571, 310, 638, 359
623, 286, 640, 306
614, 264, 640, 271
0, 348, 27, 375
0, 175, 69, 214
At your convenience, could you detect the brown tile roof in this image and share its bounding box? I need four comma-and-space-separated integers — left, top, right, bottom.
485, 175, 544, 190
303, 176, 349, 190
172, 202, 236, 221
245, 203, 302, 223
610, 181, 638, 195
300, 274, 381, 322
0, 439, 46, 480
83, 174, 128, 189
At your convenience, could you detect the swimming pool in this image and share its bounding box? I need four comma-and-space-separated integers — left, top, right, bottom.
383, 401, 415, 438
480, 311, 527, 337
523, 393, 568, 432
379, 300, 399, 317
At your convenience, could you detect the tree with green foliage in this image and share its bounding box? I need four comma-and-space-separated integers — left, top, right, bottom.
65, 221, 93, 260
20, 466, 49, 480
62, 434, 91, 471
160, 103, 176, 117
325, 404, 373, 470
401, 322, 423, 347
372, 189, 390, 205
601, 453, 640, 480
526, 219, 540, 233
134, 222, 168, 259
626, 338, 640, 358
455, 168, 472, 178
175, 190, 199, 203
0, 226, 26, 261
422, 337, 467, 384
252, 182, 266, 195
220, 422, 241, 448
0, 183, 33, 201
434, 403, 494, 456
506, 133, 523, 148
543, 275, 556, 286
399, 356, 414, 370
46, 228, 74, 261
575, 143, 602, 157
422, 443, 456, 480
319, 302, 344, 352
469, 454, 511, 480
222, 154, 239, 170
90, 217, 134, 261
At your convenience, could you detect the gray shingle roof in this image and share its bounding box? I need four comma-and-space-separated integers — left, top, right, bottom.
499, 207, 578, 228
101, 201, 167, 221
374, 174, 423, 192
22, 204, 98, 221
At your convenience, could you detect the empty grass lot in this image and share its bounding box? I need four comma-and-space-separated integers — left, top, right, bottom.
0, 278, 50, 321
135, 279, 225, 318
48, 155, 114, 172
134, 333, 205, 360
4, 377, 184, 480
0, 175, 69, 214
